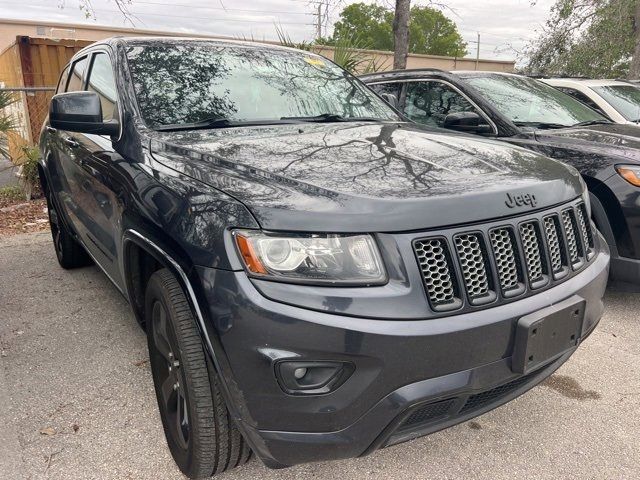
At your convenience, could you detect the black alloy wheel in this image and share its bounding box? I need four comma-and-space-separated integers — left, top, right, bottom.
145, 269, 251, 479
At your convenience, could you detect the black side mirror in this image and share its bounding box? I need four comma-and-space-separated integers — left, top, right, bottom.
50, 91, 119, 136
443, 111, 492, 134
380, 92, 399, 109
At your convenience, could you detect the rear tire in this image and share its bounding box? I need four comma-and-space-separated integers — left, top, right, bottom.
44, 188, 92, 269
145, 269, 251, 479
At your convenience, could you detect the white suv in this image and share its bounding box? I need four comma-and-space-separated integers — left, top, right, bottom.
542, 78, 640, 125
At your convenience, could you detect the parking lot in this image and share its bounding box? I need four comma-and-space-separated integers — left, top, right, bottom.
1, 230, 639, 480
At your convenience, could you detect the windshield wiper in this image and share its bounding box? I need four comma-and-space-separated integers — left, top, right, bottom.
571, 120, 612, 127
280, 113, 385, 123
154, 117, 298, 132
513, 121, 569, 130
155, 117, 235, 132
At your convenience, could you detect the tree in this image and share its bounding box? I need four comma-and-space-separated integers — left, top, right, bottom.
630, 1, 640, 78
327, 2, 468, 61
59, 0, 136, 24
408, 6, 468, 57
393, 0, 411, 69
329, 3, 395, 51
525, 0, 640, 79
0, 91, 17, 159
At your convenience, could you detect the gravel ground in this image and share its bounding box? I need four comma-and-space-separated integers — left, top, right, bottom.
0, 231, 639, 480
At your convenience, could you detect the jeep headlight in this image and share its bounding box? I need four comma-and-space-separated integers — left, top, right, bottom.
233, 230, 386, 285
616, 165, 640, 187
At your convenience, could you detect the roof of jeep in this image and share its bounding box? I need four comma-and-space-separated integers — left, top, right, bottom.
76, 36, 315, 57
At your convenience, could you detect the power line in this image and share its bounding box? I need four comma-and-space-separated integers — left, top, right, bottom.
3, 2, 313, 25
118, 0, 313, 15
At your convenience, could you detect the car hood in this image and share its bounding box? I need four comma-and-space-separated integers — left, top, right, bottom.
534, 123, 640, 164
149, 122, 583, 232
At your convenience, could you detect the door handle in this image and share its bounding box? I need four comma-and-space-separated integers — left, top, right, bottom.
64, 137, 80, 148
46, 126, 57, 134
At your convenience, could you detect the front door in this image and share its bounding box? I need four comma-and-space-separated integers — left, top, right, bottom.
69, 51, 124, 288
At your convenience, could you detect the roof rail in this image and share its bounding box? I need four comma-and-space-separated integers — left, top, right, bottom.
525, 74, 592, 80
360, 67, 445, 77
614, 78, 640, 84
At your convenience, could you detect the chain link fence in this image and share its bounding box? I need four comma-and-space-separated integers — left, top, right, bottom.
1, 87, 54, 164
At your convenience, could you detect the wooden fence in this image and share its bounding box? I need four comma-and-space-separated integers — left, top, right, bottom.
0, 36, 91, 161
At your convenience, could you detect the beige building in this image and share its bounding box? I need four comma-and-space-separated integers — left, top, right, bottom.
0, 18, 516, 73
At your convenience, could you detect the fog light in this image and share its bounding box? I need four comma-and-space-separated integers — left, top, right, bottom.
275, 360, 354, 395
293, 367, 307, 379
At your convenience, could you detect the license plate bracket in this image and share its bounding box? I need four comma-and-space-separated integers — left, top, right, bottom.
511, 296, 585, 374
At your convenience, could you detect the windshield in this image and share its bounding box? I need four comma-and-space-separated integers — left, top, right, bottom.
464, 74, 607, 127
592, 85, 640, 122
126, 42, 399, 129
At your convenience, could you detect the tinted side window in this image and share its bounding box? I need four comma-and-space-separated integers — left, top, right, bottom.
556, 87, 608, 117
66, 57, 88, 92
87, 53, 117, 122
404, 81, 478, 127
56, 65, 70, 94
369, 82, 401, 98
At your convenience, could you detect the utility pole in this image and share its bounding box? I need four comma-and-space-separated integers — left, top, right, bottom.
475, 32, 480, 70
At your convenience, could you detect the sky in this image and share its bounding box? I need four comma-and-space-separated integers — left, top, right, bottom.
0, 0, 555, 61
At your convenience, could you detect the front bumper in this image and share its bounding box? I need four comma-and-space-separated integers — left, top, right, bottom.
195, 241, 609, 468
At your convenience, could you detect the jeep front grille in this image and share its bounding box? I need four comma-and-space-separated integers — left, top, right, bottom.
543, 215, 565, 275
562, 209, 583, 266
413, 201, 595, 312
453, 234, 490, 299
414, 238, 458, 309
489, 227, 521, 293
519, 221, 548, 287
576, 203, 594, 254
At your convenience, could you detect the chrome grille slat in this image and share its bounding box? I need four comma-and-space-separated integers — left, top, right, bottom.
562, 209, 582, 264
414, 238, 456, 307
576, 203, 594, 251
489, 228, 520, 291
454, 234, 489, 298
543, 215, 564, 273
519, 221, 545, 282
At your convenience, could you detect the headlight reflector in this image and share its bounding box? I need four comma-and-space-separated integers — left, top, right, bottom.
233, 230, 386, 285
616, 165, 640, 187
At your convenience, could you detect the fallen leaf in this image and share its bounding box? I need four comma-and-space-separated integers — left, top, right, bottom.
39, 427, 56, 436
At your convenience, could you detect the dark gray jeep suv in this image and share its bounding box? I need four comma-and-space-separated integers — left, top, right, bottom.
39, 38, 609, 478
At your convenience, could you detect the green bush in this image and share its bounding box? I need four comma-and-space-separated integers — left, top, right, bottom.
17, 145, 41, 200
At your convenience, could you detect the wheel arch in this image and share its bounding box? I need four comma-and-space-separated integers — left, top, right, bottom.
584, 175, 630, 256
122, 229, 231, 380
121, 229, 265, 458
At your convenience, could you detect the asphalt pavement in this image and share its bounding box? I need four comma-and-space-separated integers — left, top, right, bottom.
0, 231, 639, 480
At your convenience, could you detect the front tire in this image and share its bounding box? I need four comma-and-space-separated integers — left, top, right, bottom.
145, 269, 251, 478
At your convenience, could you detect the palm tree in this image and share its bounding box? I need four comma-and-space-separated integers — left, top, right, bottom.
0, 90, 18, 158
